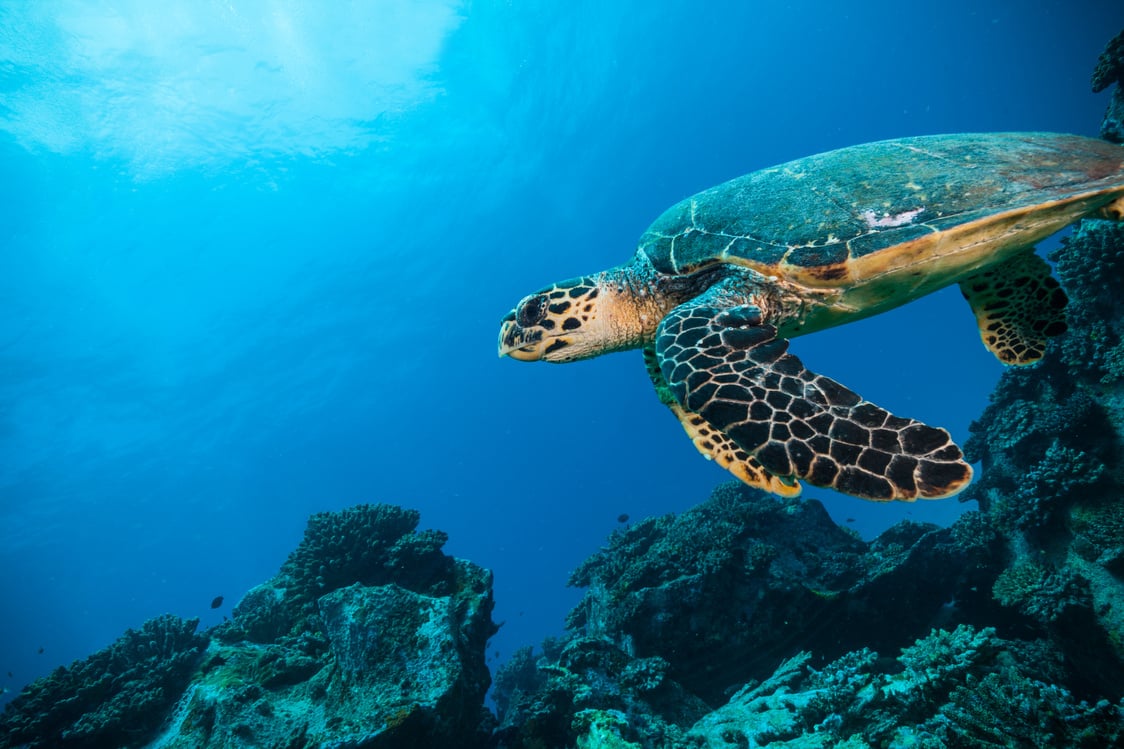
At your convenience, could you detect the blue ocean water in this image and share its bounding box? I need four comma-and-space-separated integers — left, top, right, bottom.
1, 0, 1121, 708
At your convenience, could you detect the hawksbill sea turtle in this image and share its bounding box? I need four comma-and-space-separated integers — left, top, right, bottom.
498, 133, 1124, 502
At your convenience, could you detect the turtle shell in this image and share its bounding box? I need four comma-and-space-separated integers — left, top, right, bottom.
639, 132, 1124, 286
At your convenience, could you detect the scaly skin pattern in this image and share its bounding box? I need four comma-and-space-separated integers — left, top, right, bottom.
653, 277, 972, 501
959, 253, 1068, 365
642, 345, 801, 497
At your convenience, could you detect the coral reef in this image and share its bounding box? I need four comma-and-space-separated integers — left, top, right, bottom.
563, 485, 1002, 707
964, 215, 1124, 695
494, 619, 1124, 747
0, 504, 498, 749
496, 618, 1124, 748
229, 504, 457, 646
491, 483, 1016, 748
1095, 28, 1124, 143
680, 625, 1122, 748
1051, 220, 1124, 385
937, 669, 1123, 748
0, 615, 206, 749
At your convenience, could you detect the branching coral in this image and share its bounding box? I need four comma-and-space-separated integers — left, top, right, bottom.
895, 625, 1000, 698
1005, 441, 1106, 531
1072, 500, 1124, 570
281, 504, 454, 607
805, 647, 880, 723
936, 670, 1124, 748
492, 645, 545, 721
0, 615, 205, 749
992, 562, 1092, 624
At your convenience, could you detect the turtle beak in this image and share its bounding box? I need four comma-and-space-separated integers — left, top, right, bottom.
498, 315, 546, 361
499, 314, 576, 361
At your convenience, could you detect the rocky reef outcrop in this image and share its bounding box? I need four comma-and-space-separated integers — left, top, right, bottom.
490, 469, 1124, 749
0, 614, 206, 748
490, 477, 1124, 748
563, 486, 1003, 707
0, 504, 498, 749
1096, 29, 1124, 144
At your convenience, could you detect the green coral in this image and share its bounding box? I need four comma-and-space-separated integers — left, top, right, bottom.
966, 220, 1124, 534
965, 385, 1106, 521
1093, 29, 1124, 142
1072, 500, 1124, 570
494, 635, 705, 748
1093, 28, 1124, 92
936, 670, 1124, 747
992, 561, 1092, 624
1009, 441, 1106, 530
576, 485, 819, 596
3, 504, 498, 749
565, 483, 868, 705
0, 615, 205, 749
225, 503, 457, 645
492, 645, 544, 720
895, 625, 1000, 699
682, 626, 1116, 749
804, 647, 881, 726
686, 651, 819, 747
280, 503, 454, 610
686, 627, 1024, 748
573, 709, 641, 749
1051, 219, 1124, 382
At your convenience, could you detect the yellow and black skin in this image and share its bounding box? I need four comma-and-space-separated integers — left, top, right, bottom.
499, 132, 1124, 502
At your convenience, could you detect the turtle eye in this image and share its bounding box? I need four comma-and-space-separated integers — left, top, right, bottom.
516, 295, 548, 327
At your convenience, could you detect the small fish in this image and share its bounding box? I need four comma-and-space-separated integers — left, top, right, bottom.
846, 517, 855, 523
616, 513, 629, 524
37, 647, 43, 655
6, 671, 11, 678
210, 596, 224, 609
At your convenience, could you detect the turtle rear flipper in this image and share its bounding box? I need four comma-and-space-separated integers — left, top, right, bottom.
959, 251, 1068, 365
655, 295, 972, 501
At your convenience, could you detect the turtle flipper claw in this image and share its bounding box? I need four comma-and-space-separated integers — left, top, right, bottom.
655, 301, 972, 501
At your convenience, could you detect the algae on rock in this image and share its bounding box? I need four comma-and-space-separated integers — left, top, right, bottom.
0, 504, 498, 749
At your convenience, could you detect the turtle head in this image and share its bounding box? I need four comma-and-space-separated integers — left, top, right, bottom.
499, 258, 664, 362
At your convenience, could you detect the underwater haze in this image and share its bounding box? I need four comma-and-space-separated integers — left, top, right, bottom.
1, 0, 1122, 707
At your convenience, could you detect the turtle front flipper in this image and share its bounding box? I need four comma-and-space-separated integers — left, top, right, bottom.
654, 300, 972, 502
959, 251, 1068, 366
644, 346, 802, 497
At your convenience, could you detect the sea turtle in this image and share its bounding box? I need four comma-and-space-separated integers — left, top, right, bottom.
499, 133, 1124, 502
